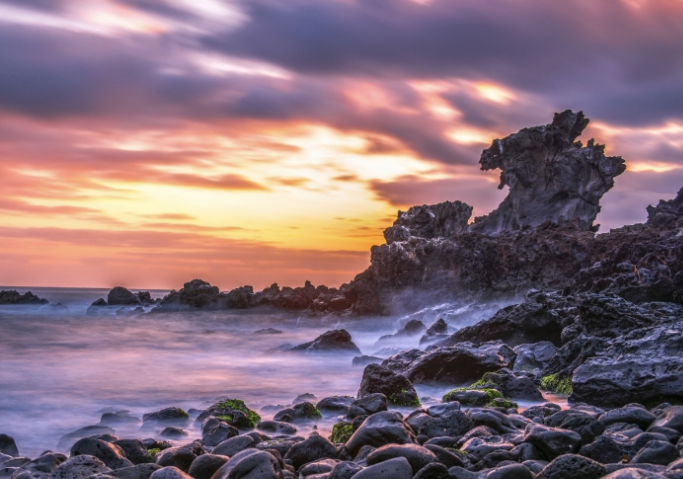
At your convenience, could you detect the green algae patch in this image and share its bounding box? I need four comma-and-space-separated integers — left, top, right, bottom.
388, 389, 421, 407
329, 422, 354, 444
147, 447, 161, 457
297, 402, 323, 420
211, 398, 261, 428
540, 374, 573, 395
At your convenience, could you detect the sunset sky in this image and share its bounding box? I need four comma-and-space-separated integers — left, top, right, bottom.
1, 0, 683, 290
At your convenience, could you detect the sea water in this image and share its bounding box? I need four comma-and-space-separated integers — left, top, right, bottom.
0, 287, 565, 458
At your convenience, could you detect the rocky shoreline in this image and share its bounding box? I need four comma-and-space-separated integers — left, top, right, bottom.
2, 365, 683, 479
3, 110, 683, 478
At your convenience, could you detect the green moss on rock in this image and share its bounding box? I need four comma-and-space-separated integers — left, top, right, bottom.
540, 374, 573, 395
209, 398, 261, 428
147, 447, 161, 457
329, 422, 354, 444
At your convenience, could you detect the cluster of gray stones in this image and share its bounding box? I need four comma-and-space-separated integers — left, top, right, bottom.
3, 387, 683, 479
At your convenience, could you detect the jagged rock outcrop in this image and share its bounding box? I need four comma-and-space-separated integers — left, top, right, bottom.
471, 110, 625, 234
141, 111, 683, 318
383, 201, 472, 244
0, 290, 48, 305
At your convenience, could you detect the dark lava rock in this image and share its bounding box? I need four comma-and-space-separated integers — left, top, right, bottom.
631, 440, 679, 465
113, 440, 154, 465
412, 462, 450, 479
571, 322, 683, 407
347, 393, 388, 419
443, 389, 490, 406
257, 421, 297, 435
513, 342, 557, 373
579, 435, 624, 464
149, 467, 192, 479
57, 425, 116, 450
253, 328, 282, 335
108, 287, 140, 305
554, 412, 605, 445
384, 202, 472, 244
316, 396, 354, 416
523, 423, 582, 460
273, 402, 322, 423
651, 406, 683, 433
418, 409, 473, 439
100, 410, 140, 426
419, 319, 450, 346
51, 455, 111, 479
282, 432, 337, 470
366, 444, 438, 473
484, 463, 534, 479
352, 456, 413, 479
536, 453, 606, 479
600, 407, 657, 430
472, 110, 625, 234
345, 412, 416, 456
328, 461, 363, 479
9, 452, 66, 479
382, 341, 513, 385
0, 290, 48, 305
352, 356, 383, 367
211, 436, 255, 457
160, 427, 188, 440
112, 464, 161, 479
70, 438, 133, 470
186, 454, 228, 479
143, 408, 189, 424
290, 329, 361, 354
473, 368, 542, 400
156, 444, 205, 473
357, 364, 420, 407
201, 418, 239, 447
0, 435, 18, 457
196, 399, 261, 429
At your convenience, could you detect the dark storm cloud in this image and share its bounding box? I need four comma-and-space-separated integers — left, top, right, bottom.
205, 0, 683, 125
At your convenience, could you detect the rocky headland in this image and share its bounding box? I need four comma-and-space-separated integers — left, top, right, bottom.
6, 110, 683, 479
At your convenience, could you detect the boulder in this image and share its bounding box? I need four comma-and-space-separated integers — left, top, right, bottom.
382, 342, 513, 385
149, 467, 194, 479
345, 412, 416, 456
290, 330, 361, 354
211, 436, 255, 457
347, 393, 388, 419
57, 425, 116, 450
419, 319, 450, 346
282, 433, 337, 470
536, 454, 606, 479
111, 464, 162, 479
70, 438, 133, 469
600, 407, 657, 430
651, 406, 683, 433
156, 444, 205, 472
143, 408, 189, 425
352, 356, 383, 367
257, 421, 296, 435
51, 455, 111, 479
328, 461, 363, 479
513, 342, 557, 373
273, 402, 322, 423
357, 364, 419, 407
316, 396, 354, 416
186, 454, 229, 479
472, 368, 542, 400
571, 323, 683, 407
522, 423, 581, 460
484, 463, 534, 479
366, 444, 438, 473
0, 290, 48, 305
579, 435, 624, 464
351, 457, 413, 479
631, 440, 679, 465
0, 436, 18, 457
202, 417, 238, 444
8, 452, 66, 479
417, 410, 473, 439
196, 399, 261, 429
108, 287, 140, 305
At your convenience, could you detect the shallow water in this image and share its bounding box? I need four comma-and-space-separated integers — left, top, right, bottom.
0, 287, 565, 458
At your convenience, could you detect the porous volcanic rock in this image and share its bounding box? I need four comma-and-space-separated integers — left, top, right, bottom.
0, 290, 48, 305
290, 329, 361, 354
